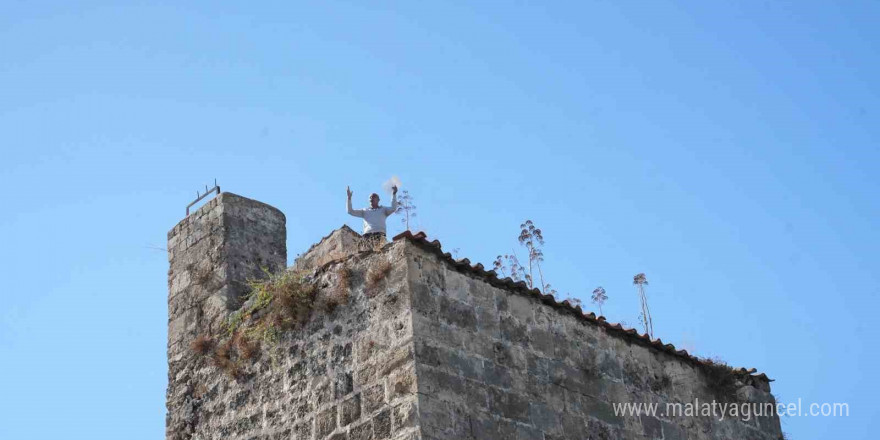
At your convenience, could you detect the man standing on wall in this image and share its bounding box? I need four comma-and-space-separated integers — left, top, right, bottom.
347, 185, 398, 248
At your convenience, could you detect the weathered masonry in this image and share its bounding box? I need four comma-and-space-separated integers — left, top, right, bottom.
167, 193, 783, 440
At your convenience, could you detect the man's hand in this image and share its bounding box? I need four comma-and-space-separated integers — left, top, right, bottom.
347, 186, 352, 200
392, 185, 398, 195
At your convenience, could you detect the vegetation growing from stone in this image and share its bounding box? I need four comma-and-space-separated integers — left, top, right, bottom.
395, 189, 417, 231
243, 268, 319, 335
591, 286, 608, 317
564, 296, 583, 308
493, 253, 522, 281
190, 266, 353, 379
187, 257, 391, 380
366, 259, 392, 296
699, 357, 741, 402
189, 334, 214, 355
492, 222, 675, 343
492, 220, 558, 298
518, 220, 552, 294
633, 273, 655, 339
210, 336, 245, 380
325, 266, 352, 312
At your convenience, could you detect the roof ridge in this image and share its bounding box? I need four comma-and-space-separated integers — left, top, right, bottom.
392, 230, 772, 383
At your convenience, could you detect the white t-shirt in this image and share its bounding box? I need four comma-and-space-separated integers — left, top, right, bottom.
347, 193, 398, 234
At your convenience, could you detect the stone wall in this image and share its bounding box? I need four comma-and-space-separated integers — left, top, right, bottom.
405, 238, 782, 440
167, 195, 420, 440
166, 196, 782, 440
167, 193, 288, 438
292, 225, 362, 271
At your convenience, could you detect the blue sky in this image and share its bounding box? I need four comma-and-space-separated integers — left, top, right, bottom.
1, 1, 876, 438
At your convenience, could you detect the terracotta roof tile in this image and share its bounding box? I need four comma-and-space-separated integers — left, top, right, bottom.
392, 230, 772, 384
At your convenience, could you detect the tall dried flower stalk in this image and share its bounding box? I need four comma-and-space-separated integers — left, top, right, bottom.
633, 273, 653, 338
591, 286, 608, 317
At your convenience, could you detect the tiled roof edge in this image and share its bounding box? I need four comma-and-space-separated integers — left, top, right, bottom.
392, 230, 773, 384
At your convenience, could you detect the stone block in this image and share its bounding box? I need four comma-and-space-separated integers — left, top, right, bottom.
316, 406, 338, 438
341, 394, 362, 427
362, 383, 386, 415
438, 296, 477, 330
373, 408, 392, 438
392, 400, 418, 431
488, 388, 530, 422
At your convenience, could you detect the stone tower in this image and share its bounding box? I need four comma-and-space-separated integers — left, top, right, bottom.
167, 193, 287, 437
166, 193, 783, 440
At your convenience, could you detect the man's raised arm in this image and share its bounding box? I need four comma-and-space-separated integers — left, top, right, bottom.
385, 186, 399, 216
347, 186, 364, 218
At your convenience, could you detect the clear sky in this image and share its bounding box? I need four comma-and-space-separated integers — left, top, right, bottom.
0, 1, 876, 438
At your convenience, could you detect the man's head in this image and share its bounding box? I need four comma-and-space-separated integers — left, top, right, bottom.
369, 193, 380, 209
